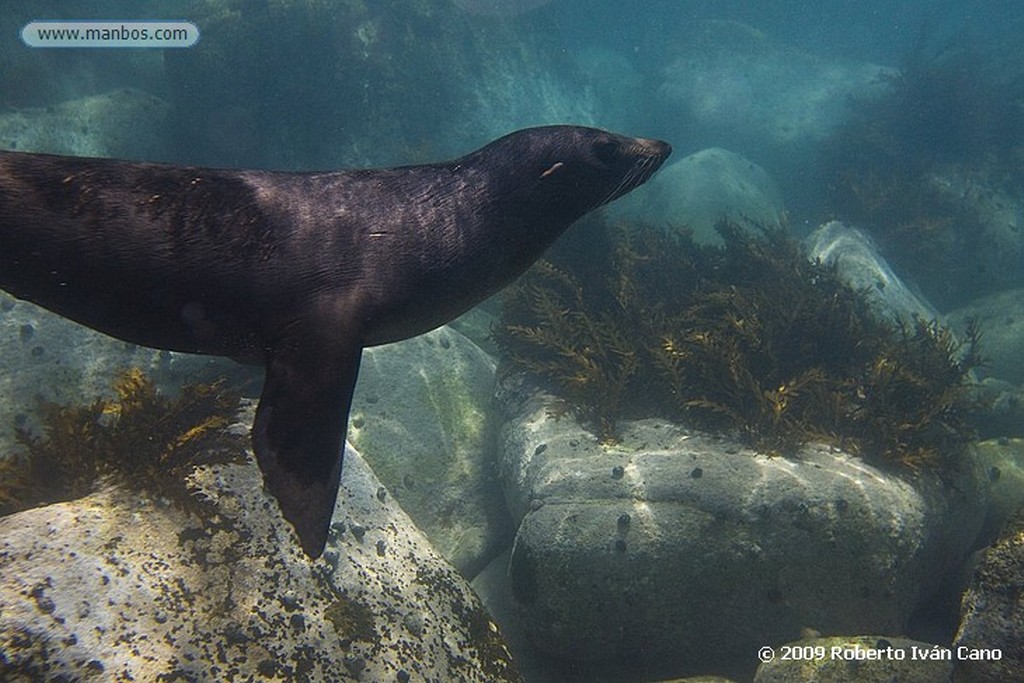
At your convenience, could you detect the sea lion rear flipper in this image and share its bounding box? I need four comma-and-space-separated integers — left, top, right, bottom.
252, 324, 362, 558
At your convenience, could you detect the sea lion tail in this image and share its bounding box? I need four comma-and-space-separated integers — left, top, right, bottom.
252, 322, 363, 558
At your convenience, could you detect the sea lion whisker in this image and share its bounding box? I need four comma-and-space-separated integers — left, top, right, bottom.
595, 154, 655, 209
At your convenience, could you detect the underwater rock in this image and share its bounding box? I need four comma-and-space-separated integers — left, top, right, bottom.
969, 379, 1024, 442
946, 287, 1024, 386
608, 148, 786, 243
954, 505, 1024, 683
164, 0, 594, 169
658, 20, 892, 148
921, 169, 1024, 302
753, 635, 953, 682
806, 221, 940, 326
971, 439, 1024, 548
350, 326, 508, 578
0, 403, 520, 682
495, 376, 987, 679
0, 88, 171, 159
0, 290, 505, 578
0, 292, 251, 462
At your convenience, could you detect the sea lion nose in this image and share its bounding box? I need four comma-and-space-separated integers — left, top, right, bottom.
638, 138, 672, 159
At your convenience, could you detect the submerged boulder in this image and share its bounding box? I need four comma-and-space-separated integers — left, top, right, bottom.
0, 406, 520, 682
806, 221, 940, 326
0, 88, 171, 159
0, 291, 251, 464
350, 326, 509, 577
658, 20, 891, 149
609, 147, 786, 244
495, 376, 987, 678
946, 288, 1024, 387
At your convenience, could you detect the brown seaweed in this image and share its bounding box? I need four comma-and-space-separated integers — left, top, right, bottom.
1, 368, 245, 517
494, 218, 981, 470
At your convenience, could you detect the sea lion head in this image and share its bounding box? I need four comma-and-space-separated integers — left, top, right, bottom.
478, 125, 672, 219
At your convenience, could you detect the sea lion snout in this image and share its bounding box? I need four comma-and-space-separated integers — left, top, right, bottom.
634, 137, 672, 160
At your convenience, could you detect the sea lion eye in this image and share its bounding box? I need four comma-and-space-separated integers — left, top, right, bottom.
594, 140, 620, 164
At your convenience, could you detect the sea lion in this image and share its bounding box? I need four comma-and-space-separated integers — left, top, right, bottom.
0, 125, 671, 557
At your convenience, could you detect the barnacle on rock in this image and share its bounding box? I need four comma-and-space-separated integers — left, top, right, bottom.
494, 217, 981, 470
0, 368, 245, 517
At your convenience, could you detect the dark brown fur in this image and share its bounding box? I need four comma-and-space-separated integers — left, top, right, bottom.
0, 126, 670, 556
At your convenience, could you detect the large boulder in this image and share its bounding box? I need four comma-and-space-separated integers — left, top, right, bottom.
946, 288, 1024, 386
805, 221, 940, 326
495, 376, 988, 679
0, 292, 251, 461
350, 327, 508, 577
163, 0, 595, 169
0, 406, 521, 682
0, 88, 172, 159
1, 291, 509, 578
609, 147, 786, 243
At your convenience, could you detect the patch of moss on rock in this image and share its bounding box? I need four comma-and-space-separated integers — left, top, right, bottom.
324, 595, 379, 645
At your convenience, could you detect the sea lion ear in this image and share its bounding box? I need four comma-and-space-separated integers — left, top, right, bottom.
539, 161, 565, 179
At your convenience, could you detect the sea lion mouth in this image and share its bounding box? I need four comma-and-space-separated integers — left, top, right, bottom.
598, 137, 672, 206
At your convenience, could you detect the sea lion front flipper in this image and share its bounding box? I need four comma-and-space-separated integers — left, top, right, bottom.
252, 322, 363, 558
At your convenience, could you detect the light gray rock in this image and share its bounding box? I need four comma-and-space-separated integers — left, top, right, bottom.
350, 326, 509, 577
0, 88, 172, 158
970, 378, 1024, 440
971, 439, 1024, 545
609, 147, 786, 242
946, 288, 1024, 386
0, 292, 253, 461
658, 20, 892, 147
0, 403, 521, 682
1, 292, 508, 577
806, 221, 940, 325
922, 168, 1024, 298
496, 377, 987, 675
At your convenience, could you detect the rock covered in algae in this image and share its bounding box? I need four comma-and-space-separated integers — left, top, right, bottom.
0, 401, 520, 683
953, 504, 1024, 683
495, 376, 987, 678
